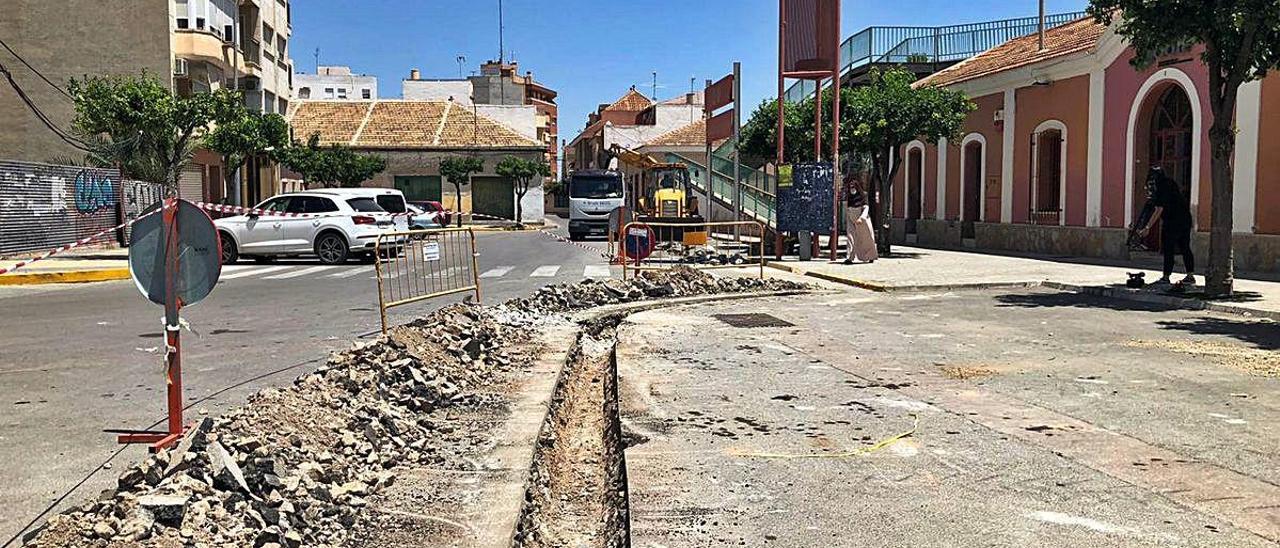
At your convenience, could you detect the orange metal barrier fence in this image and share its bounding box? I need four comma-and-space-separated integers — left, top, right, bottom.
374, 228, 481, 333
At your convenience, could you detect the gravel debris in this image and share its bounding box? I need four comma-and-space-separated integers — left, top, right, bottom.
24, 267, 808, 547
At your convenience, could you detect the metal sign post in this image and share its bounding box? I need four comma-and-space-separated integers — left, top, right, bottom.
115, 198, 221, 452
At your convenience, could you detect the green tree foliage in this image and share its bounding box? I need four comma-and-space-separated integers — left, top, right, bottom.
206, 93, 290, 202
1088, 1, 1280, 296
278, 134, 387, 188
67, 74, 222, 192
847, 68, 974, 254
495, 156, 550, 227
439, 156, 484, 226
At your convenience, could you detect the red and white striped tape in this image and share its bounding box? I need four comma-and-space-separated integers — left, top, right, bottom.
0, 206, 166, 276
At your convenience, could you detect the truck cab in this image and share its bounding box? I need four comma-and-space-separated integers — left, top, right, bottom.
567, 169, 625, 241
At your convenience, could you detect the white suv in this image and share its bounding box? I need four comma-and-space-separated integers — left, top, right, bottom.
215, 192, 408, 265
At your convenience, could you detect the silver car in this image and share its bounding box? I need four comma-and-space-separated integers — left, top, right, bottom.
215, 192, 408, 265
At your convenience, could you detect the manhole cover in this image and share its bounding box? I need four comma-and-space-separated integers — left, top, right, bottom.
713, 313, 794, 328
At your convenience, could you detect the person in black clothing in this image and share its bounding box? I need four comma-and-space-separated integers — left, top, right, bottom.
1137, 167, 1195, 286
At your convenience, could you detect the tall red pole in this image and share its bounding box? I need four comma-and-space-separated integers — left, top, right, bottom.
162, 198, 184, 444
776, 0, 787, 260
830, 0, 842, 261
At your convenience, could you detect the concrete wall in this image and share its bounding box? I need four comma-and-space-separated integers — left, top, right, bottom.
358, 148, 545, 223
295, 73, 377, 100
403, 79, 473, 102
474, 105, 538, 141
0, 0, 173, 164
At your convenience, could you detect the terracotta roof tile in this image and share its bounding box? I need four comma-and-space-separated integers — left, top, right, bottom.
606, 89, 653, 112
289, 100, 540, 150
647, 119, 706, 147
917, 16, 1106, 88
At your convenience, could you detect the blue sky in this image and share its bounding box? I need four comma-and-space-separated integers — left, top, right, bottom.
291, 0, 1088, 148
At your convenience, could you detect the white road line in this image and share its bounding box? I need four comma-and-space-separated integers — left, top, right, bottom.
263, 266, 336, 280
221, 265, 255, 273
583, 264, 612, 278
220, 265, 290, 280
481, 266, 514, 278
329, 266, 374, 278
530, 265, 560, 277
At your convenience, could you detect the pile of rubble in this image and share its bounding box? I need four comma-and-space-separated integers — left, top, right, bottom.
26, 268, 807, 547
507, 266, 807, 314
28, 304, 523, 548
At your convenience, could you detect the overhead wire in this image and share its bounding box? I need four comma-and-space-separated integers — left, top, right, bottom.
0, 59, 96, 153
0, 36, 75, 102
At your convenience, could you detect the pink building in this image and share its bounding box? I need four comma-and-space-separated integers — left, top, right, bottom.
892, 17, 1279, 273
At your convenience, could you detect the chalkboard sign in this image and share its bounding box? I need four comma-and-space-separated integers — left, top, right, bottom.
776, 162, 834, 235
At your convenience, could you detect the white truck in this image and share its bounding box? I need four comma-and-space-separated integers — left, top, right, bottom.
567, 169, 625, 241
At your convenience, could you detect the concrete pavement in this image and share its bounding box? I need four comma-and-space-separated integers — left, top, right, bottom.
769, 246, 1280, 319
0, 223, 612, 544
619, 289, 1279, 547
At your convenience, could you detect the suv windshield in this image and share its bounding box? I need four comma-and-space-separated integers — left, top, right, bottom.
571, 177, 623, 199
346, 197, 385, 212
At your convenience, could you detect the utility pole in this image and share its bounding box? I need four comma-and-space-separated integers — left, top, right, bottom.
1038, 0, 1046, 51
498, 0, 505, 63
314, 47, 320, 72
652, 71, 658, 100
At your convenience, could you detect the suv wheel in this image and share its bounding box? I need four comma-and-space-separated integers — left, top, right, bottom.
219, 233, 239, 264
316, 233, 350, 265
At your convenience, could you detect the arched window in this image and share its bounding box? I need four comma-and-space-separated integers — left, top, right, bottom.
904, 141, 926, 227
960, 133, 986, 227
1031, 120, 1067, 225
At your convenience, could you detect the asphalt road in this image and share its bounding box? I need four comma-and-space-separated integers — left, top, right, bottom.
0, 216, 612, 544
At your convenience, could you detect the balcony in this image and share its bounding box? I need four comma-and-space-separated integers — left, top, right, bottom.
241, 38, 262, 68
173, 29, 236, 70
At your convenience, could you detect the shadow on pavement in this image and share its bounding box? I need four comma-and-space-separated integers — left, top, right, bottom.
1156, 317, 1280, 350
993, 290, 1177, 313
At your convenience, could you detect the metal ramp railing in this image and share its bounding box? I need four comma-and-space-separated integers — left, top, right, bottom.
784, 11, 1088, 103
668, 151, 776, 228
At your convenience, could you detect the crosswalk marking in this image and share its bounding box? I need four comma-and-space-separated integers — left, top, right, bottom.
530, 265, 560, 277
263, 266, 336, 280
583, 264, 612, 278
220, 265, 290, 280
329, 266, 374, 278
481, 266, 514, 278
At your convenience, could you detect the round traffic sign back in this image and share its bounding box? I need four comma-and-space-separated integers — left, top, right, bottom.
128, 199, 222, 307
624, 224, 656, 262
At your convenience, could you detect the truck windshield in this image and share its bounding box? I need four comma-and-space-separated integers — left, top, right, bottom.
571, 177, 623, 199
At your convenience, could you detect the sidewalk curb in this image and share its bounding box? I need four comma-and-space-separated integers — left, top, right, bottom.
765, 262, 1278, 321
0, 268, 131, 286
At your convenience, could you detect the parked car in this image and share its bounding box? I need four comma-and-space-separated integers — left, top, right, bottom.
409, 200, 452, 227
315, 188, 411, 217
406, 203, 445, 230
215, 192, 406, 265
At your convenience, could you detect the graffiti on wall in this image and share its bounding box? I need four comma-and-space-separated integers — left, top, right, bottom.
74, 170, 117, 213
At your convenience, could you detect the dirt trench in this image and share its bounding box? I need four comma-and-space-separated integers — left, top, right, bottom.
513, 315, 630, 548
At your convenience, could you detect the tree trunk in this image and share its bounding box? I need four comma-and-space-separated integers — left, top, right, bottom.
1205, 117, 1236, 296
514, 179, 526, 228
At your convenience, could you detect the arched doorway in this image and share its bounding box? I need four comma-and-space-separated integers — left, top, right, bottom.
962, 139, 983, 237
1138, 85, 1195, 250
906, 147, 923, 233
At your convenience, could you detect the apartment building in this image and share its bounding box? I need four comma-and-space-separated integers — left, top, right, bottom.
295, 66, 378, 101
403, 61, 559, 179
0, 0, 294, 205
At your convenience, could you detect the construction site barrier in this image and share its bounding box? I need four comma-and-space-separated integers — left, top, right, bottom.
619, 220, 766, 281
374, 228, 481, 333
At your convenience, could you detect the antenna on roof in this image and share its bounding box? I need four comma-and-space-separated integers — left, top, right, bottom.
498, 0, 505, 65
652, 71, 658, 100
457, 55, 466, 78
314, 47, 320, 73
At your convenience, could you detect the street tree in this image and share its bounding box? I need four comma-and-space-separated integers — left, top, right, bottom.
206, 93, 290, 203
846, 68, 974, 254
279, 134, 387, 188
67, 74, 222, 192
495, 156, 550, 227
439, 156, 484, 226
1087, 1, 1280, 297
